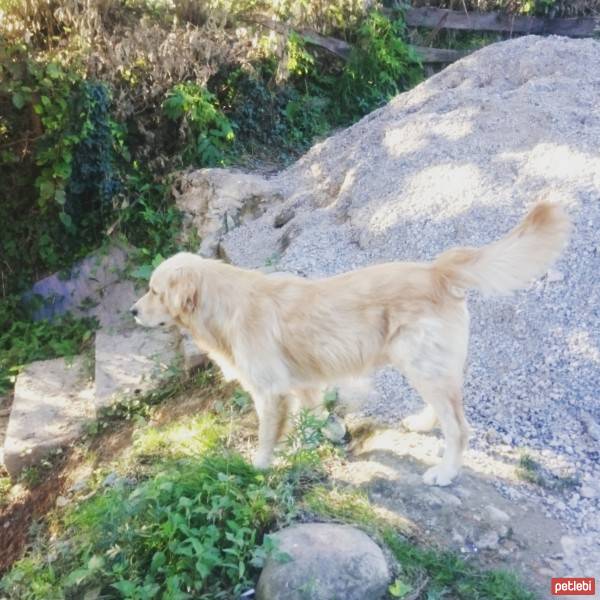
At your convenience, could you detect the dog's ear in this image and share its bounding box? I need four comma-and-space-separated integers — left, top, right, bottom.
166, 267, 199, 317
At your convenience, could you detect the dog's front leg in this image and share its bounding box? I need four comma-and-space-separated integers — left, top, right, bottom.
252, 393, 285, 469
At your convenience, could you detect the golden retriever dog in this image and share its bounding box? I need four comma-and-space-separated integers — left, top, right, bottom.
131, 202, 570, 486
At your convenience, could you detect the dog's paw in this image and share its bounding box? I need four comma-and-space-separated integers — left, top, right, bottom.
252, 451, 273, 470
423, 464, 458, 487
402, 410, 437, 433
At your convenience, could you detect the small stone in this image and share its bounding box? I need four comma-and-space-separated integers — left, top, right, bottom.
580, 485, 597, 499
274, 208, 295, 228
433, 489, 462, 507
225, 213, 237, 232
55, 496, 69, 508
546, 269, 564, 283
581, 413, 600, 442
322, 415, 347, 444
486, 505, 510, 522
485, 428, 501, 443
69, 478, 89, 493
256, 523, 389, 600
560, 535, 578, 557
452, 530, 465, 544
477, 530, 500, 550
102, 472, 119, 487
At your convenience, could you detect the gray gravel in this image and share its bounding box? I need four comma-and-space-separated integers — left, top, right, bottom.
218, 35, 600, 566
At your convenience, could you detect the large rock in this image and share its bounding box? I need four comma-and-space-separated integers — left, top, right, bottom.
256, 523, 389, 600
3, 357, 94, 477
26, 241, 134, 326
174, 168, 283, 257
94, 328, 180, 409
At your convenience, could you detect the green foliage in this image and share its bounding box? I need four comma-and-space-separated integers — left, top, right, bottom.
516, 452, 544, 485
1, 454, 290, 599
305, 485, 534, 599
0, 297, 97, 394
336, 11, 422, 120
132, 414, 227, 461
383, 531, 535, 600
65, 81, 121, 238
0, 476, 11, 507
518, 0, 558, 15
164, 83, 234, 167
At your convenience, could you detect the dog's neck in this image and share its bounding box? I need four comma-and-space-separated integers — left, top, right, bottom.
183, 262, 260, 360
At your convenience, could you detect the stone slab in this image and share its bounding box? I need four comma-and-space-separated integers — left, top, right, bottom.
94, 328, 180, 409
3, 356, 94, 477
179, 329, 208, 372
26, 242, 132, 322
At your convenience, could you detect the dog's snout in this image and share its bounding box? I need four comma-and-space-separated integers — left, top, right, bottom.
130, 306, 138, 317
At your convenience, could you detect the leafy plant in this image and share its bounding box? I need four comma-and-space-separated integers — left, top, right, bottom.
65, 81, 121, 238
1, 454, 288, 599
0, 476, 12, 507
163, 83, 234, 167
0, 300, 97, 394
336, 11, 422, 121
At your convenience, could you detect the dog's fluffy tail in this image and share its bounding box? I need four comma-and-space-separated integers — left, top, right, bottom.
432, 202, 571, 296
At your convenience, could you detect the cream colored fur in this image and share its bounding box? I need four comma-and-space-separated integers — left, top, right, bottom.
131, 202, 571, 486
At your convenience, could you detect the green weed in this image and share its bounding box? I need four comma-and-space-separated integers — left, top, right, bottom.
516, 452, 544, 485
132, 414, 227, 461
384, 531, 535, 600
2, 454, 290, 599
305, 485, 534, 599
0, 475, 12, 506
0, 303, 97, 394
163, 83, 234, 167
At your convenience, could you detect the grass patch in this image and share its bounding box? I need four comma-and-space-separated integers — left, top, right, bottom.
1, 379, 534, 600
0, 303, 97, 395
0, 476, 11, 507
305, 485, 534, 600
132, 414, 228, 462
0, 395, 328, 599
516, 452, 579, 491
516, 452, 544, 485
384, 531, 535, 600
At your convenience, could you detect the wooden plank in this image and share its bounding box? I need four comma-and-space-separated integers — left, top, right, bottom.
300, 33, 467, 64
300, 30, 352, 60
246, 14, 465, 64
400, 7, 600, 37
413, 46, 471, 63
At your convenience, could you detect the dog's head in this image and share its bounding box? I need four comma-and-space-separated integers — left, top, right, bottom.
131, 253, 201, 328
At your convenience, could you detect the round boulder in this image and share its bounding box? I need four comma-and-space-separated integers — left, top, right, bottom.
256, 523, 389, 600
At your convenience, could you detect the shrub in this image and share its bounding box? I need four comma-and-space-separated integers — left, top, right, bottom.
336, 11, 422, 121
163, 83, 234, 167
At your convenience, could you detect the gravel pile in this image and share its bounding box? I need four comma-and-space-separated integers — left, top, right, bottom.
218, 35, 600, 550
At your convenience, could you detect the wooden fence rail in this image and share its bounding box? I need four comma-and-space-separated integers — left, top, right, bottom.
248, 6, 599, 69
398, 7, 600, 38
248, 16, 470, 64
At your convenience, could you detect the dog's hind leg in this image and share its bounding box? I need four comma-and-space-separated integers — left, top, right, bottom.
407, 375, 469, 486
402, 403, 438, 432
252, 393, 286, 469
